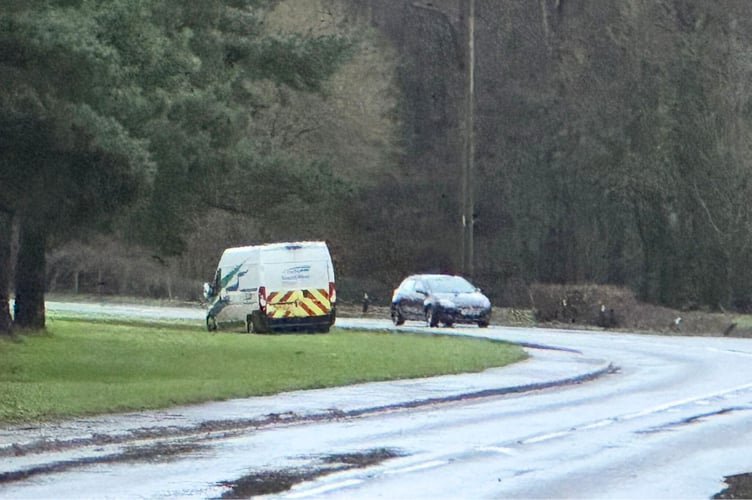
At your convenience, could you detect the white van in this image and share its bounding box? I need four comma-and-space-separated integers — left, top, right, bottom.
203, 241, 336, 333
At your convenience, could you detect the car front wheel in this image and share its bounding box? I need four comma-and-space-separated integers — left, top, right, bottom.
425, 307, 439, 327
391, 307, 405, 326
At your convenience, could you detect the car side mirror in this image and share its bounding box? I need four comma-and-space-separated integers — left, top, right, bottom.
203, 282, 214, 299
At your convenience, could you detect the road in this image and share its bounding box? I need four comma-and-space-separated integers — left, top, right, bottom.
2, 303, 752, 498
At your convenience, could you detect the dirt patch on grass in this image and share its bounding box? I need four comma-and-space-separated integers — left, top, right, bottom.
611, 301, 750, 337
512, 283, 750, 338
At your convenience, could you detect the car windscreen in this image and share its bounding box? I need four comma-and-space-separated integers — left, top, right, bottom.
426, 276, 476, 294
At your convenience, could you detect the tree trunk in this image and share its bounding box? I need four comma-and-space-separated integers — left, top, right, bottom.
14, 218, 47, 330
0, 211, 13, 334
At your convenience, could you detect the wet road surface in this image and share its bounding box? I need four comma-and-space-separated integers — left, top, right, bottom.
2, 304, 752, 498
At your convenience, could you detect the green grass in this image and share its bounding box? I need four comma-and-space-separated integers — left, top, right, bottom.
733, 314, 752, 329
0, 318, 526, 424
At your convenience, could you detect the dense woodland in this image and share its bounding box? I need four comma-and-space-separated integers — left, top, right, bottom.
3, 0, 752, 332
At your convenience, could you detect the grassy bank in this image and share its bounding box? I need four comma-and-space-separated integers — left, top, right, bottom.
0, 319, 526, 424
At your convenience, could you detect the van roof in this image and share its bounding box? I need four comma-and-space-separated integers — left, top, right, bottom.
224, 241, 327, 254
219, 241, 329, 267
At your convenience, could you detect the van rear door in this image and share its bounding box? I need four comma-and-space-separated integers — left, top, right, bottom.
259, 244, 334, 323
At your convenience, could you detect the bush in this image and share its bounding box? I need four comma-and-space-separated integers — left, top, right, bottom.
46, 237, 203, 301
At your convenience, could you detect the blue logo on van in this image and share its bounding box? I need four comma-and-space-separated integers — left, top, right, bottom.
282, 265, 311, 282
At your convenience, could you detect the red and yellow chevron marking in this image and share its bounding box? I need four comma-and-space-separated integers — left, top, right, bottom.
265, 289, 331, 319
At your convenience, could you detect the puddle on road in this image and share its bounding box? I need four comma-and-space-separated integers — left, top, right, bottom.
218, 447, 403, 498
715, 472, 752, 499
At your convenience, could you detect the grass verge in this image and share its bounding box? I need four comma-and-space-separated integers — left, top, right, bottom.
0, 318, 526, 424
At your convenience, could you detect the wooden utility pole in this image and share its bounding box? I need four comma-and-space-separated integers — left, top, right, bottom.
461, 0, 475, 278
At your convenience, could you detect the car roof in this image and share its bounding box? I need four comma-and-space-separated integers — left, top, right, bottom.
406, 274, 465, 281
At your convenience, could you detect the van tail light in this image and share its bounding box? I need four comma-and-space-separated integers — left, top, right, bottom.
258, 286, 267, 313
328, 282, 336, 303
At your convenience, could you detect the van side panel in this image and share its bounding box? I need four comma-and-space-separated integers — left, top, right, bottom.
208, 247, 260, 328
